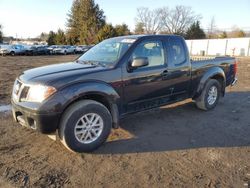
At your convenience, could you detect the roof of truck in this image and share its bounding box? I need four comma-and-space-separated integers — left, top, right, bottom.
112, 34, 181, 40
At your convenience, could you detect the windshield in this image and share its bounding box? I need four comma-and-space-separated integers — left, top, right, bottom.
77, 37, 136, 66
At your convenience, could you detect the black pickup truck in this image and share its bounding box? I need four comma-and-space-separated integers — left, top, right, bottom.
12, 35, 237, 152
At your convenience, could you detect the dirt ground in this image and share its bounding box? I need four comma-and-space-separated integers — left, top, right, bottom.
0, 55, 249, 188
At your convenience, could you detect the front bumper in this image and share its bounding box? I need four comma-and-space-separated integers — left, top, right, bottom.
12, 100, 61, 134
53, 50, 64, 54
0, 50, 9, 55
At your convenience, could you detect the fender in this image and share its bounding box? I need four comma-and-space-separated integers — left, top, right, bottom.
195, 66, 226, 98
59, 81, 121, 128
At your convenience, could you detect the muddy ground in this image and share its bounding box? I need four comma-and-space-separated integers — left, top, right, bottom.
0, 55, 249, 188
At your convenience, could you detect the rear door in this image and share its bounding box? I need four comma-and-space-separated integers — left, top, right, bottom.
165, 37, 192, 98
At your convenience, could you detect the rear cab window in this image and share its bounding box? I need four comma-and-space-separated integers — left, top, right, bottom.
169, 37, 186, 66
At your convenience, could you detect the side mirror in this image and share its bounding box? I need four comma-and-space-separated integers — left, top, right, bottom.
131, 57, 149, 68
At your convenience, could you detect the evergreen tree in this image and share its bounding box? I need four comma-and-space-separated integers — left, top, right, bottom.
47, 31, 57, 45
67, 0, 106, 44
185, 21, 205, 39
56, 29, 66, 44
96, 24, 117, 43
114, 24, 131, 36
0, 25, 3, 43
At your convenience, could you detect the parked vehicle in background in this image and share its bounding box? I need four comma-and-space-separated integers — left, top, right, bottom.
11, 35, 237, 153
47, 45, 59, 54
25, 46, 50, 56
0, 44, 26, 56
25, 46, 37, 56
75, 45, 93, 54
0, 44, 8, 56
52, 45, 76, 55
34, 46, 50, 55
75, 45, 85, 54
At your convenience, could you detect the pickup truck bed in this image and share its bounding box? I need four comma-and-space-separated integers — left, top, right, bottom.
191, 56, 237, 97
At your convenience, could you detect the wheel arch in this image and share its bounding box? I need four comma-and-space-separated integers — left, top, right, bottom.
193, 67, 226, 99
59, 82, 121, 128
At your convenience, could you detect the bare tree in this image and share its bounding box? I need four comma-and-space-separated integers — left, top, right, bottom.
134, 22, 145, 34
160, 6, 201, 35
207, 16, 217, 38
135, 7, 163, 34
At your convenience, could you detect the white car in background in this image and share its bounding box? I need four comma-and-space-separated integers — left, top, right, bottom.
75, 45, 93, 54
47, 45, 59, 54
53, 45, 76, 55
0, 44, 26, 56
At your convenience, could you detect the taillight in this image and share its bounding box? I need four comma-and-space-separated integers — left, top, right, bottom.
233, 60, 237, 75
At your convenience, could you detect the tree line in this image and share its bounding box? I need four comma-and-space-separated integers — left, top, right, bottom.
134, 6, 247, 39
44, 23, 131, 45
45, 2, 207, 45
44, 0, 131, 45
45, 0, 247, 45
0, 0, 248, 45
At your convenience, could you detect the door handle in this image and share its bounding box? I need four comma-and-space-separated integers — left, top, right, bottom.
161, 70, 170, 80
161, 70, 168, 76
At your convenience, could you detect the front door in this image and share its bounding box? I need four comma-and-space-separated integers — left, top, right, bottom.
122, 38, 173, 114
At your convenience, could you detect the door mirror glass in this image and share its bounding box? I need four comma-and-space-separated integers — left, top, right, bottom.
131, 57, 149, 68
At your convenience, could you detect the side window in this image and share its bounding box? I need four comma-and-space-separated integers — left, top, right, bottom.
170, 39, 186, 65
132, 40, 165, 68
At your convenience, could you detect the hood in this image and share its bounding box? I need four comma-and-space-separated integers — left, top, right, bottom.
0, 46, 11, 50
54, 47, 64, 50
19, 62, 104, 83
47, 46, 57, 50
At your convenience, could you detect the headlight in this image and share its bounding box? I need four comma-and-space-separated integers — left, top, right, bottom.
26, 85, 56, 102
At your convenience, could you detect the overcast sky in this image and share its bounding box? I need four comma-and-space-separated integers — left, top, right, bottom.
0, 0, 249, 38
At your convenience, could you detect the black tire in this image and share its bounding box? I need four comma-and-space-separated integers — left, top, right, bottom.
10, 51, 15, 56
195, 79, 221, 111
59, 100, 112, 152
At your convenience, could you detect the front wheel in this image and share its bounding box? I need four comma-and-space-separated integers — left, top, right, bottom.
59, 100, 112, 152
195, 79, 221, 111
10, 51, 15, 56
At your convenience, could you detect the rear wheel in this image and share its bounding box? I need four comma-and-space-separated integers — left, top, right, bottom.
195, 79, 221, 111
59, 100, 112, 152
